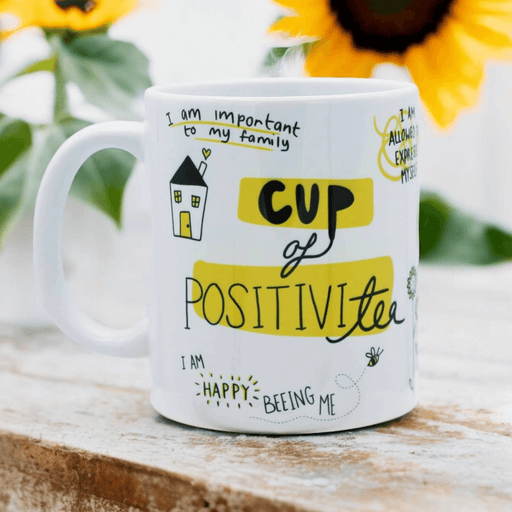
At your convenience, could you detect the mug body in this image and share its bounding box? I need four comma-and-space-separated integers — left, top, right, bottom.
144, 78, 419, 434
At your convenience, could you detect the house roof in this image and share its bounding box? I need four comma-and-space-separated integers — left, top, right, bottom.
170, 156, 207, 187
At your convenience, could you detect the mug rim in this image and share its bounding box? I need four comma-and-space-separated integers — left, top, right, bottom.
146, 77, 417, 102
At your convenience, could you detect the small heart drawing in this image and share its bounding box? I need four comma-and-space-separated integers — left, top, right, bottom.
202, 148, 211, 160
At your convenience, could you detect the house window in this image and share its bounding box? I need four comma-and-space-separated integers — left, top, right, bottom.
174, 190, 182, 203
191, 195, 200, 208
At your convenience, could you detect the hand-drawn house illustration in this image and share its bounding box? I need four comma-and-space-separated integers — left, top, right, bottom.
169, 155, 208, 241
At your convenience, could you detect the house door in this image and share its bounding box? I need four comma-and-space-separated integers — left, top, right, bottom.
180, 211, 192, 238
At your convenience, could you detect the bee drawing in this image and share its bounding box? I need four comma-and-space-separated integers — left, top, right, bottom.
366, 347, 383, 367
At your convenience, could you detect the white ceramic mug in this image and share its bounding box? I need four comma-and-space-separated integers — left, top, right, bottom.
34, 78, 419, 434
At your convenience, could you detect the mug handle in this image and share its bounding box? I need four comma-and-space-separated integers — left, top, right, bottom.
33, 121, 148, 358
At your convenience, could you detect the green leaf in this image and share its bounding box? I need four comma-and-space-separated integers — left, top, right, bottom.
0, 114, 32, 179
262, 47, 289, 69
419, 191, 512, 265
301, 42, 316, 56
0, 150, 32, 245
21, 124, 72, 211
261, 42, 316, 73
0, 113, 136, 246
49, 33, 152, 119
418, 192, 450, 258
65, 120, 136, 227
12, 55, 56, 80
0, 115, 32, 244
23, 118, 135, 227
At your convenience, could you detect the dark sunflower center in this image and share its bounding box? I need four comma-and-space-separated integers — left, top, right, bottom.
329, 0, 455, 54
54, 0, 96, 13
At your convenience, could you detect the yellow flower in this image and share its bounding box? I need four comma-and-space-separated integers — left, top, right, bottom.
270, 0, 512, 128
0, 0, 139, 36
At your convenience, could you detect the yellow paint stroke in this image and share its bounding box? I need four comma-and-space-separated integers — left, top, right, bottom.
238, 178, 373, 229
191, 257, 394, 337
374, 108, 415, 182
195, 138, 273, 151
170, 120, 278, 135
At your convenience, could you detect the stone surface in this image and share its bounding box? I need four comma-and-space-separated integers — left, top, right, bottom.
0, 264, 511, 511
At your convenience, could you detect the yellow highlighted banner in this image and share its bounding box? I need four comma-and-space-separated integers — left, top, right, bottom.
188, 257, 394, 338
237, 178, 373, 229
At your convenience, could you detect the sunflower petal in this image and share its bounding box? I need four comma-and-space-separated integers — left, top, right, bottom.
271, 11, 334, 37
0, 0, 138, 35
271, 0, 319, 11
452, 4, 512, 51
270, 0, 334, 38
405, 21, 485, 128
305, 29, 383, 78
270, 16, 315, 37
456, 0, 512, 15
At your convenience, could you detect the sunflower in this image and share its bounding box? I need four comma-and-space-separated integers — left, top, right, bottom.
0, 0, 139, 36
270, 0, 512, 128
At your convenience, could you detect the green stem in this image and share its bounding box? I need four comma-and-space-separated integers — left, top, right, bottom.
53, 58, 70, 122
